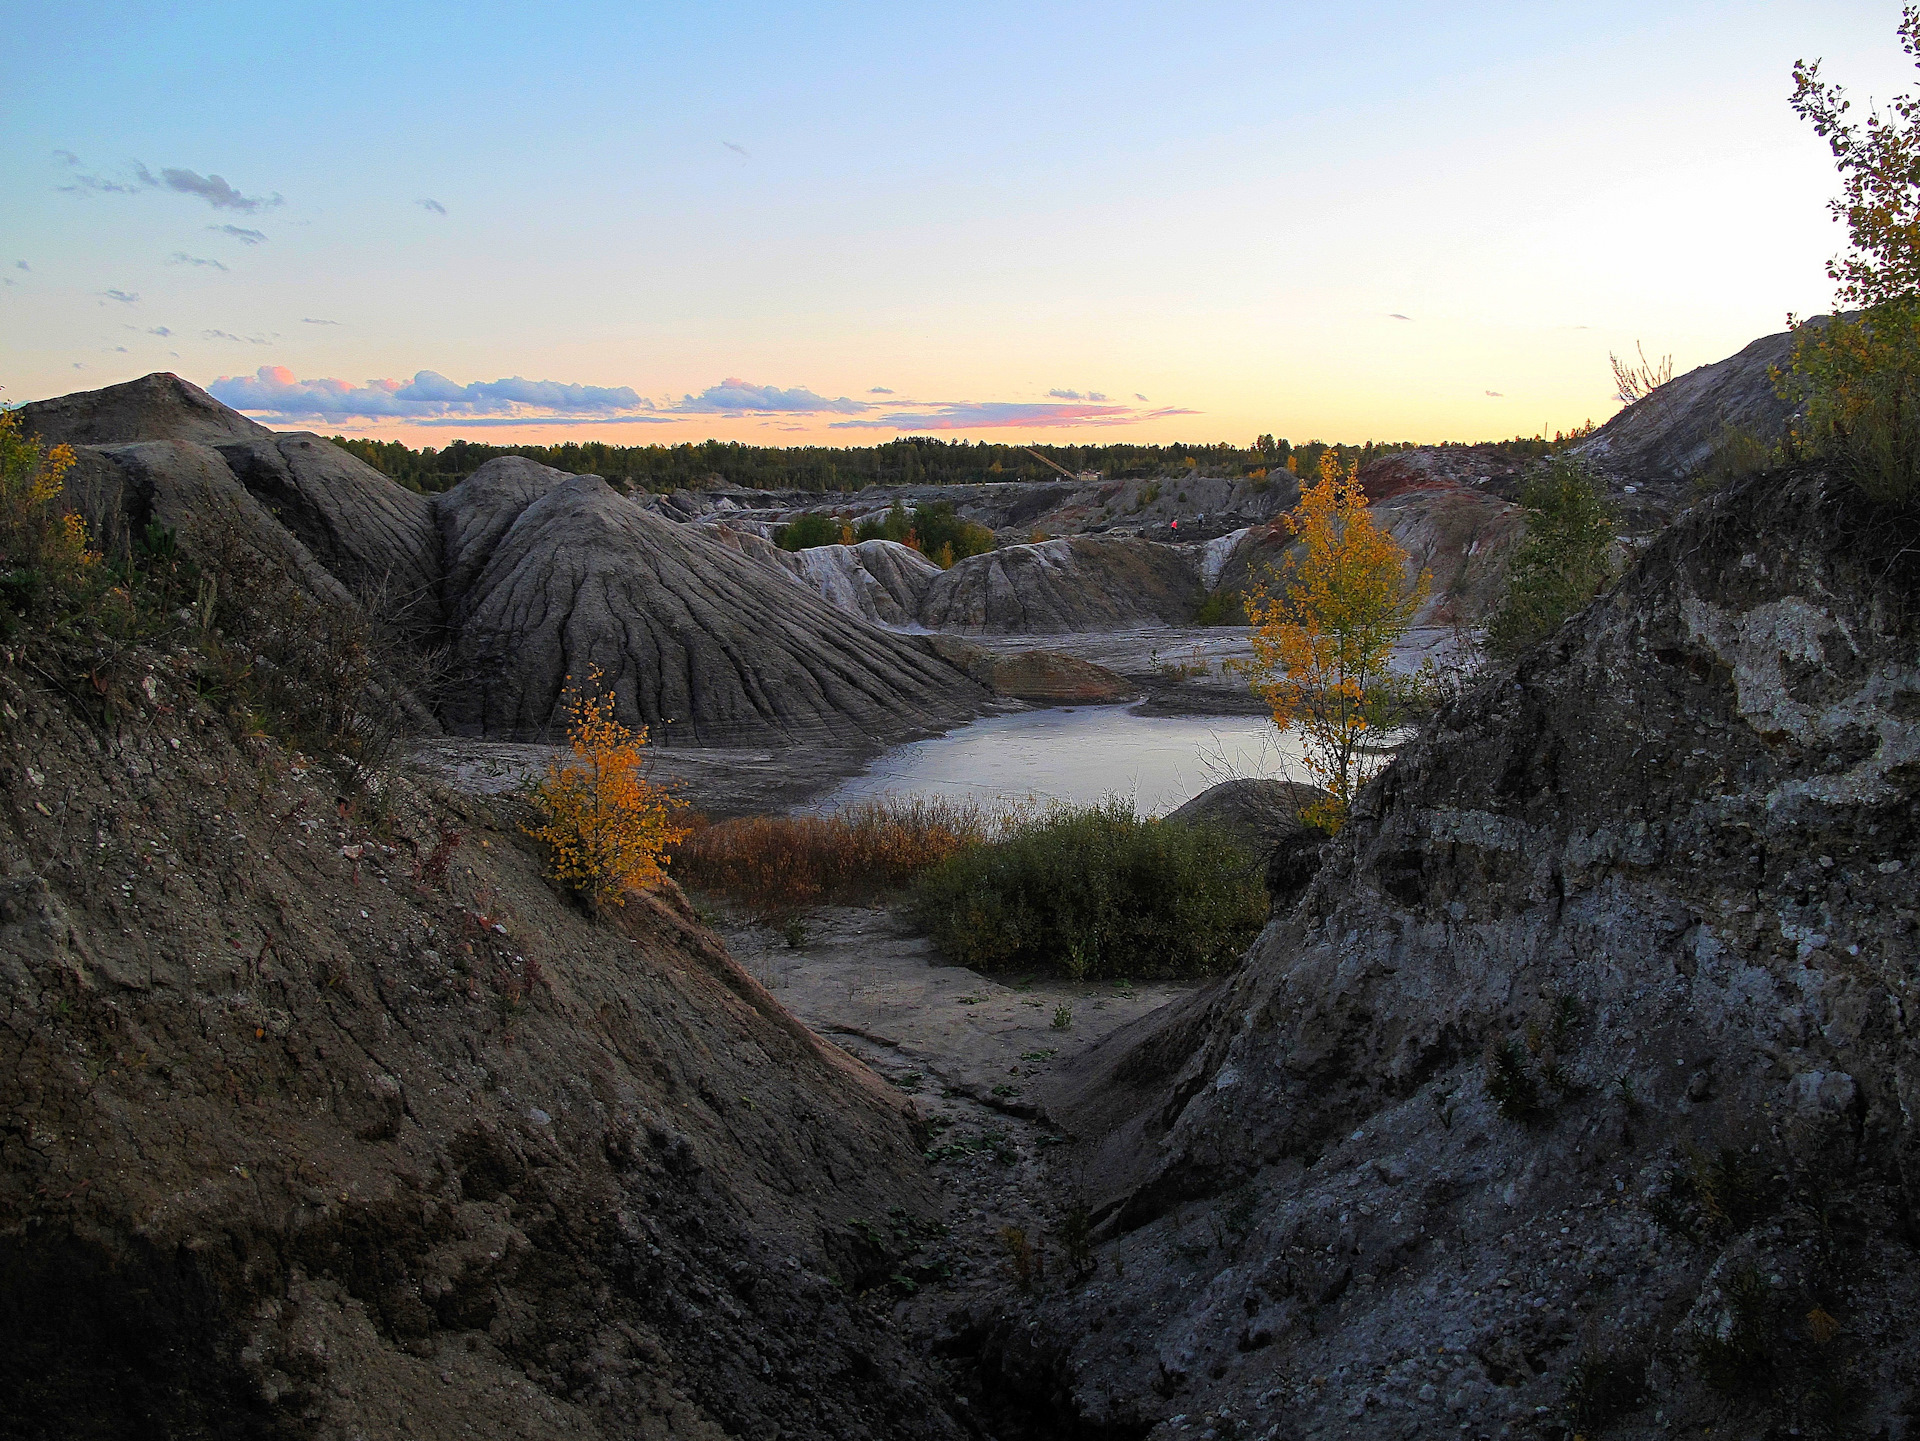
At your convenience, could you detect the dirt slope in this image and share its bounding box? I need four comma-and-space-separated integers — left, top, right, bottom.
0, 644, 972, 1439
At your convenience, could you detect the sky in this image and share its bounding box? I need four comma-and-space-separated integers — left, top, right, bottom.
1, 1, 1910, 448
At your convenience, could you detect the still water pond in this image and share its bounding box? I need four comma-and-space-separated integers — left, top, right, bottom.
808, 705, 1311, 817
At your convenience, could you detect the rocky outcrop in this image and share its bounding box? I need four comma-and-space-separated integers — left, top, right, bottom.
1018, 464, 1920, 1437
442, 468, 986, 745
920, 535, 1199, 633
0, 654, 970, 1440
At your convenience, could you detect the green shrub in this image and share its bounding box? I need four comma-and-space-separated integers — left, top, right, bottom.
852, 500, 994, 565
774, 511, 842, 550
909, 800, 1266, 979
1484, 458, 1616, 660
1698, 425, 1784, 493
1192, 587, 1244, 625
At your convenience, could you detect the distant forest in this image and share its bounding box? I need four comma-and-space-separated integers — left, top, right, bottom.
327, 430, 1589, 496
327, 434, 1407, 495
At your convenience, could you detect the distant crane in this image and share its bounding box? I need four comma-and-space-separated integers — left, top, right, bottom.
1021, 448, 1083, 482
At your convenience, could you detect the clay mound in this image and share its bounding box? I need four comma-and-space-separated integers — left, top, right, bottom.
444, 471, 987, 744
436, 455, 580, 613
919, 535, 1199, 632
62, 440, 360, 607
1574, 323, 1806, 485
217, 432, 442, 625
18, 371, 274, 448
1372, 485, 1526, 625
791, 539, 941, 626
1026, 463, 1920, 1435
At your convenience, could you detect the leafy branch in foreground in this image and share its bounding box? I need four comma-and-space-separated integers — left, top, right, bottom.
1784, 6, 1920, 505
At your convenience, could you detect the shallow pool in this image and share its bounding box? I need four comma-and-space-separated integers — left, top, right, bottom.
807, 705, 1311, 817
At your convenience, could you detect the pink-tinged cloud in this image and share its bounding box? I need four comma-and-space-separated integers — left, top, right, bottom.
673, 378, 868, 414
831, 401, 1197, 431
210, 366, 651, 419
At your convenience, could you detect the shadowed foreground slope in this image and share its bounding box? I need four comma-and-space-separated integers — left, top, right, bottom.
0, 649, 971, 1439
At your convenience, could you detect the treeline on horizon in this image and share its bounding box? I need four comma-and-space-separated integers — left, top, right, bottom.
327, 430, 1586, 495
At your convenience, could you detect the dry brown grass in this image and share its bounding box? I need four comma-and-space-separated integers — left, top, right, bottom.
672, 795, 1008, 916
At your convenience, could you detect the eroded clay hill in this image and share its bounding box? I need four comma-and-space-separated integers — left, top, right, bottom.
21, 376, 988, 748
0, 647, 972, 1439
1007, 464, 1918, 1437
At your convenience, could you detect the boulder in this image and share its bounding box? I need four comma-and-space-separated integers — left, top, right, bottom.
444, 471, 988, 745
919, 535, 1199, 632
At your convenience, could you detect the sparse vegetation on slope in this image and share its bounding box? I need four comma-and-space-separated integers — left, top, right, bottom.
1786, 5, 1920, 506
1483, 456, 1618, 660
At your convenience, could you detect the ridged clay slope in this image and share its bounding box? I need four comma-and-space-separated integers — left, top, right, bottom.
918, 535, 1201, 633
1009, 465, 1919, 1438
438, 461, 987, 744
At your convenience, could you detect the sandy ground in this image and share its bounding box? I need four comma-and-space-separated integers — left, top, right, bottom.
711, 901, 1192, 1112
706, 900, 1202, 1350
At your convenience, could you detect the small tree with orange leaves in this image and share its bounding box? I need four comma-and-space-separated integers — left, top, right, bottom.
526, 669, 690, 909
0, 408, 94, 623
1246, 454, 1428, 831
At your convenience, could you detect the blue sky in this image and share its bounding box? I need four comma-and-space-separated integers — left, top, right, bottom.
1, 1, 1907, 445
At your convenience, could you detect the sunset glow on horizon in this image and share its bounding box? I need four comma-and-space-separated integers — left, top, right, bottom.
3, 2, 1907, 449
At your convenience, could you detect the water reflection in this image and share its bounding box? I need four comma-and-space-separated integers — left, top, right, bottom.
808, 705, 1310, 817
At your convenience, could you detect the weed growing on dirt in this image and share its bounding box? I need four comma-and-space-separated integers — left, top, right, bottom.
999, 1225, 1044, 1293
674, 794, 1004, 918
1562, 1347, 1649, 1432
1051, 1004, 1073, 1031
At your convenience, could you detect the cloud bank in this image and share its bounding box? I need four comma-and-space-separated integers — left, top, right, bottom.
674, 378, 867, 414
834, 400, 1196, 431
209, 367, 1186, 432
211, 366, 654, 421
